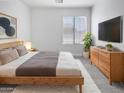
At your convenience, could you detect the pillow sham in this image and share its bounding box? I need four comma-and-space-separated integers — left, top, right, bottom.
15, 45, 28, 56
0, 49, 19, 65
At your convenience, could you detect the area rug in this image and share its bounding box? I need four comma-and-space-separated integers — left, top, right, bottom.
12, 60, 101, 93
12, 85, 78, 93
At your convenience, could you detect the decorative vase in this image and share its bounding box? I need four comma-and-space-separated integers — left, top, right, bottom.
83, 51, 89, 58
106, 47, 113, 51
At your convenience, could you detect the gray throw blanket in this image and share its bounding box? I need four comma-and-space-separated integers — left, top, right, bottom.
16, 52, 59, 76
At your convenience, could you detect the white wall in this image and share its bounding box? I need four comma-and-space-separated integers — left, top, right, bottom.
31, 8, 91, 56
92, 0, 124, 50
0, 0, 31, 41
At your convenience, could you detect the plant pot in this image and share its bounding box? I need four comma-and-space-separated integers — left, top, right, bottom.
106, 47, 113, 51
83, 51, 89, 58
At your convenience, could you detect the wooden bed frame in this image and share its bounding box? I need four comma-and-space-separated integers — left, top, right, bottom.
0, 40, 84, 93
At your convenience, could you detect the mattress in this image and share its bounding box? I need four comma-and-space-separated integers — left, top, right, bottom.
0, 52, 81, 77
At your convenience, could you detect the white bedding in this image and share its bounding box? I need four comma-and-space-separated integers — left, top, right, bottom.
0, 52, 81, 77
57, 52, 81, 76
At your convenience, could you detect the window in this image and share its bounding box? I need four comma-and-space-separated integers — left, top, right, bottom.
63, 16, 87, 44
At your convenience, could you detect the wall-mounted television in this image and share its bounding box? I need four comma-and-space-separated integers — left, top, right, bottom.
98, 16, 123, 43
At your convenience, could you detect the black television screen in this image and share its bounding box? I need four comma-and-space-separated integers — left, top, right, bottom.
98, 16, 123, 43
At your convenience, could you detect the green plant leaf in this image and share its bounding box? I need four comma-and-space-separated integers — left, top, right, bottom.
83, 32, 92, 51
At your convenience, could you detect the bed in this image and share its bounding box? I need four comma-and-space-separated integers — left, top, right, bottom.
0, 41, 84, 93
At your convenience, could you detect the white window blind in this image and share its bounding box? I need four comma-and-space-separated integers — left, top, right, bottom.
63, 16, 87, 44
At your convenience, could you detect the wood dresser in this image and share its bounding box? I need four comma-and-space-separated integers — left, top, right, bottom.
90, 46, 124, 85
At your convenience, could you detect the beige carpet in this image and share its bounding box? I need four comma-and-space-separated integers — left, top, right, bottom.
12, 60, 101, 93
13, 85, 79, 93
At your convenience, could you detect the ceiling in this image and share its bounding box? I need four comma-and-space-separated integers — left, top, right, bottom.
22, 0, 98, 8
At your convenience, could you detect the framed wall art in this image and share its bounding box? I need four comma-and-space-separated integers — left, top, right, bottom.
0, 12, 17, 39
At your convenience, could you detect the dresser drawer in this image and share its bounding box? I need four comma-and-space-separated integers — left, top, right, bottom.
91, 55, 98, 66
99, 54, 110, 64
99, 65, 110, 78
91, 49, 99, 66
99, 51, 110, 59
99, 59, 110, 72
91, 49, 98, 56
91, 51, 98, 57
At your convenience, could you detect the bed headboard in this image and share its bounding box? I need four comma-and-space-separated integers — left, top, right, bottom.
0, 40, 23, 49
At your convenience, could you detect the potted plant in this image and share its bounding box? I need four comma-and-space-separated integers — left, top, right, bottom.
83, 32, 92, 58
106, 43, 113, 51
